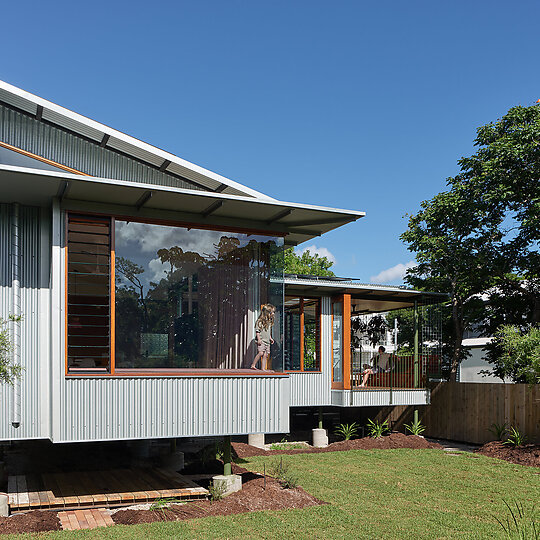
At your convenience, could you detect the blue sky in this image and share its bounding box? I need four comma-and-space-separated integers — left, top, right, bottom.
3, 1, 540, 283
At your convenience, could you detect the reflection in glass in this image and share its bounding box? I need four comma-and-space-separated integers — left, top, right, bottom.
115, 221, 284, 370
332, 301, 343, 382
284, 297, 301, 370
303, 299, 320, 371
284, 297, 320, 371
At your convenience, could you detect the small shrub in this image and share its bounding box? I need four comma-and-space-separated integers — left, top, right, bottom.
494, 500, 538, 539
488, 422, 508, 441
404, 419, 425, 436
208, 481, 227, 501
269, 457, 298, 489
149, 497, 179, 520
503, 426, 527, 447
0, 315, 23, 385
366, 418, 389, 439
334, 422, 359, 441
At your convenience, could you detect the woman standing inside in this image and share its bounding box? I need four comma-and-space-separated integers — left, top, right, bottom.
250, 304, 275, 370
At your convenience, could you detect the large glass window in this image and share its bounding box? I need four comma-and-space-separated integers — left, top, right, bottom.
284, 297, 320, 371
66, 214, 284, 373
114, 220, 284, 371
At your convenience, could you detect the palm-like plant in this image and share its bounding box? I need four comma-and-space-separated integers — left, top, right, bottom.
334, 422, 359, 441
366, 418, 389, 439
404, 419, 425, 436
503, 426, 527, 447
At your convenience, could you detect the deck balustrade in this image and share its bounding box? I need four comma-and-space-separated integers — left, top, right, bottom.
350, 351, 441, 390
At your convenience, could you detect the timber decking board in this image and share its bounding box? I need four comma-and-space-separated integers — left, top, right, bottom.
25, 475, 42, 509
8, 468, 209, 511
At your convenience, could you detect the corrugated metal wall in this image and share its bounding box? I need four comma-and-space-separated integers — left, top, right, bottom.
288, 296, 332, 406
58, 376, 289, 443
0, 105, 201, 191
331, 389, 430, 407
0, 204, 48, 440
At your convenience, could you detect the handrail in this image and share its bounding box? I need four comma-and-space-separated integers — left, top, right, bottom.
350, 351, 441, 390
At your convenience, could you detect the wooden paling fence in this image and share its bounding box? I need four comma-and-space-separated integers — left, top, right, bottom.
377, 382, 540, 444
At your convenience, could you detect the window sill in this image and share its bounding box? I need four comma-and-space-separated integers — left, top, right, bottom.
66, 368, 289, 378
285, 370, 322, 374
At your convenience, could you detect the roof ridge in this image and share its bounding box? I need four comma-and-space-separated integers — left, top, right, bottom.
0, 79, 276, 200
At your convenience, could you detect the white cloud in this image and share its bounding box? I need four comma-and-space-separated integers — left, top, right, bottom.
148, 257, 171, 283
370, 261, 416, 284
115, 220, 230, 257
295, 245, 337, 264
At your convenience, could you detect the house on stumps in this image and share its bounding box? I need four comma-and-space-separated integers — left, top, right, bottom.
0, 80, 443, 456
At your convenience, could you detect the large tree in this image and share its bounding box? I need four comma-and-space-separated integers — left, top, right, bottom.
401, 186, 502, 380
402, 104, 540, 381
283, 248, 335, 277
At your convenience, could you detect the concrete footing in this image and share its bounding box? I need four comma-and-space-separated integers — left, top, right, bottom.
248, 433, 265, 448
212, 474, 242, 496
312, 428, 329, 448
161, 451, 184, 471
0, 493, 8, 517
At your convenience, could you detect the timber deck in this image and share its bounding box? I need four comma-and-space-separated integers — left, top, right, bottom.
7, 468, 208, 512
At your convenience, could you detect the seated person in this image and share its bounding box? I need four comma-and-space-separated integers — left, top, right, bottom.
360, 346, 392, 387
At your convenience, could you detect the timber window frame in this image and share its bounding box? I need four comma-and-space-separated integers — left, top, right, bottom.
283, 296, 321, 373
65, 211, 285, 376
66, 213, 114, 374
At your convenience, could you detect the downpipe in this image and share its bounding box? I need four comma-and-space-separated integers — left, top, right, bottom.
11, 203, 21, 429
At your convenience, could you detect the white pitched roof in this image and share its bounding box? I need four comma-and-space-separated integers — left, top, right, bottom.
0, 79, 274, 199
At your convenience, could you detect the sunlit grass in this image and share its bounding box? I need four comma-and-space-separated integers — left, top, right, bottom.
6, 449, 538, 539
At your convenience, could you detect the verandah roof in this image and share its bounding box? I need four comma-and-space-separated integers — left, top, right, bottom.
0, 164, 365, 246
282, 275, 446, 312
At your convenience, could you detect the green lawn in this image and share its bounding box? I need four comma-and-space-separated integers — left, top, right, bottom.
7, 449, 539, 539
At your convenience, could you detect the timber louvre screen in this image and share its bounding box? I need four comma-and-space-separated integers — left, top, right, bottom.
67, 214, 112, 373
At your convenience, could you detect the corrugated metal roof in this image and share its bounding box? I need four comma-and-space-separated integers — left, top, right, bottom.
0, 80, 276, 200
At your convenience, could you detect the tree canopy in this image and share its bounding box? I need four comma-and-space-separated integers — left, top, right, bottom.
488, 325, 540, 384
401, 104, 540, 381
283, 248, 335, 277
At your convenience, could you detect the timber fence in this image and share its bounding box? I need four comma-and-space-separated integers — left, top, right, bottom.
376, 382, 540, 444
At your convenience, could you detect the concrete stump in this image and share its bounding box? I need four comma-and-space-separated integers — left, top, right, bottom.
0, 493, 8, 517
248, 433, 265, 448
212, 474, 242, 496
312, 428, 329, 448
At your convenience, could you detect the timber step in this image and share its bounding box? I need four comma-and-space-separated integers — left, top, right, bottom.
58, 508, 114, 530
8, 467, 208, 512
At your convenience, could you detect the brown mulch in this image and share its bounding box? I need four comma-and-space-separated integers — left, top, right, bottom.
112, 466, 325, 526
475, 441, 540, 467
0, 510, 61, 536
233, 433, 441, 458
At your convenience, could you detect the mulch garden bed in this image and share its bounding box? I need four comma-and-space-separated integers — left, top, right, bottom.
475, 441, 540, 467
233, 432, 441, 458
112, 465, 325, 526
0, 510, 61, 536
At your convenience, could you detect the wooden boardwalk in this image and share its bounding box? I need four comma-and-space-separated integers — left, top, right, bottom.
7, 468, 208, 512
